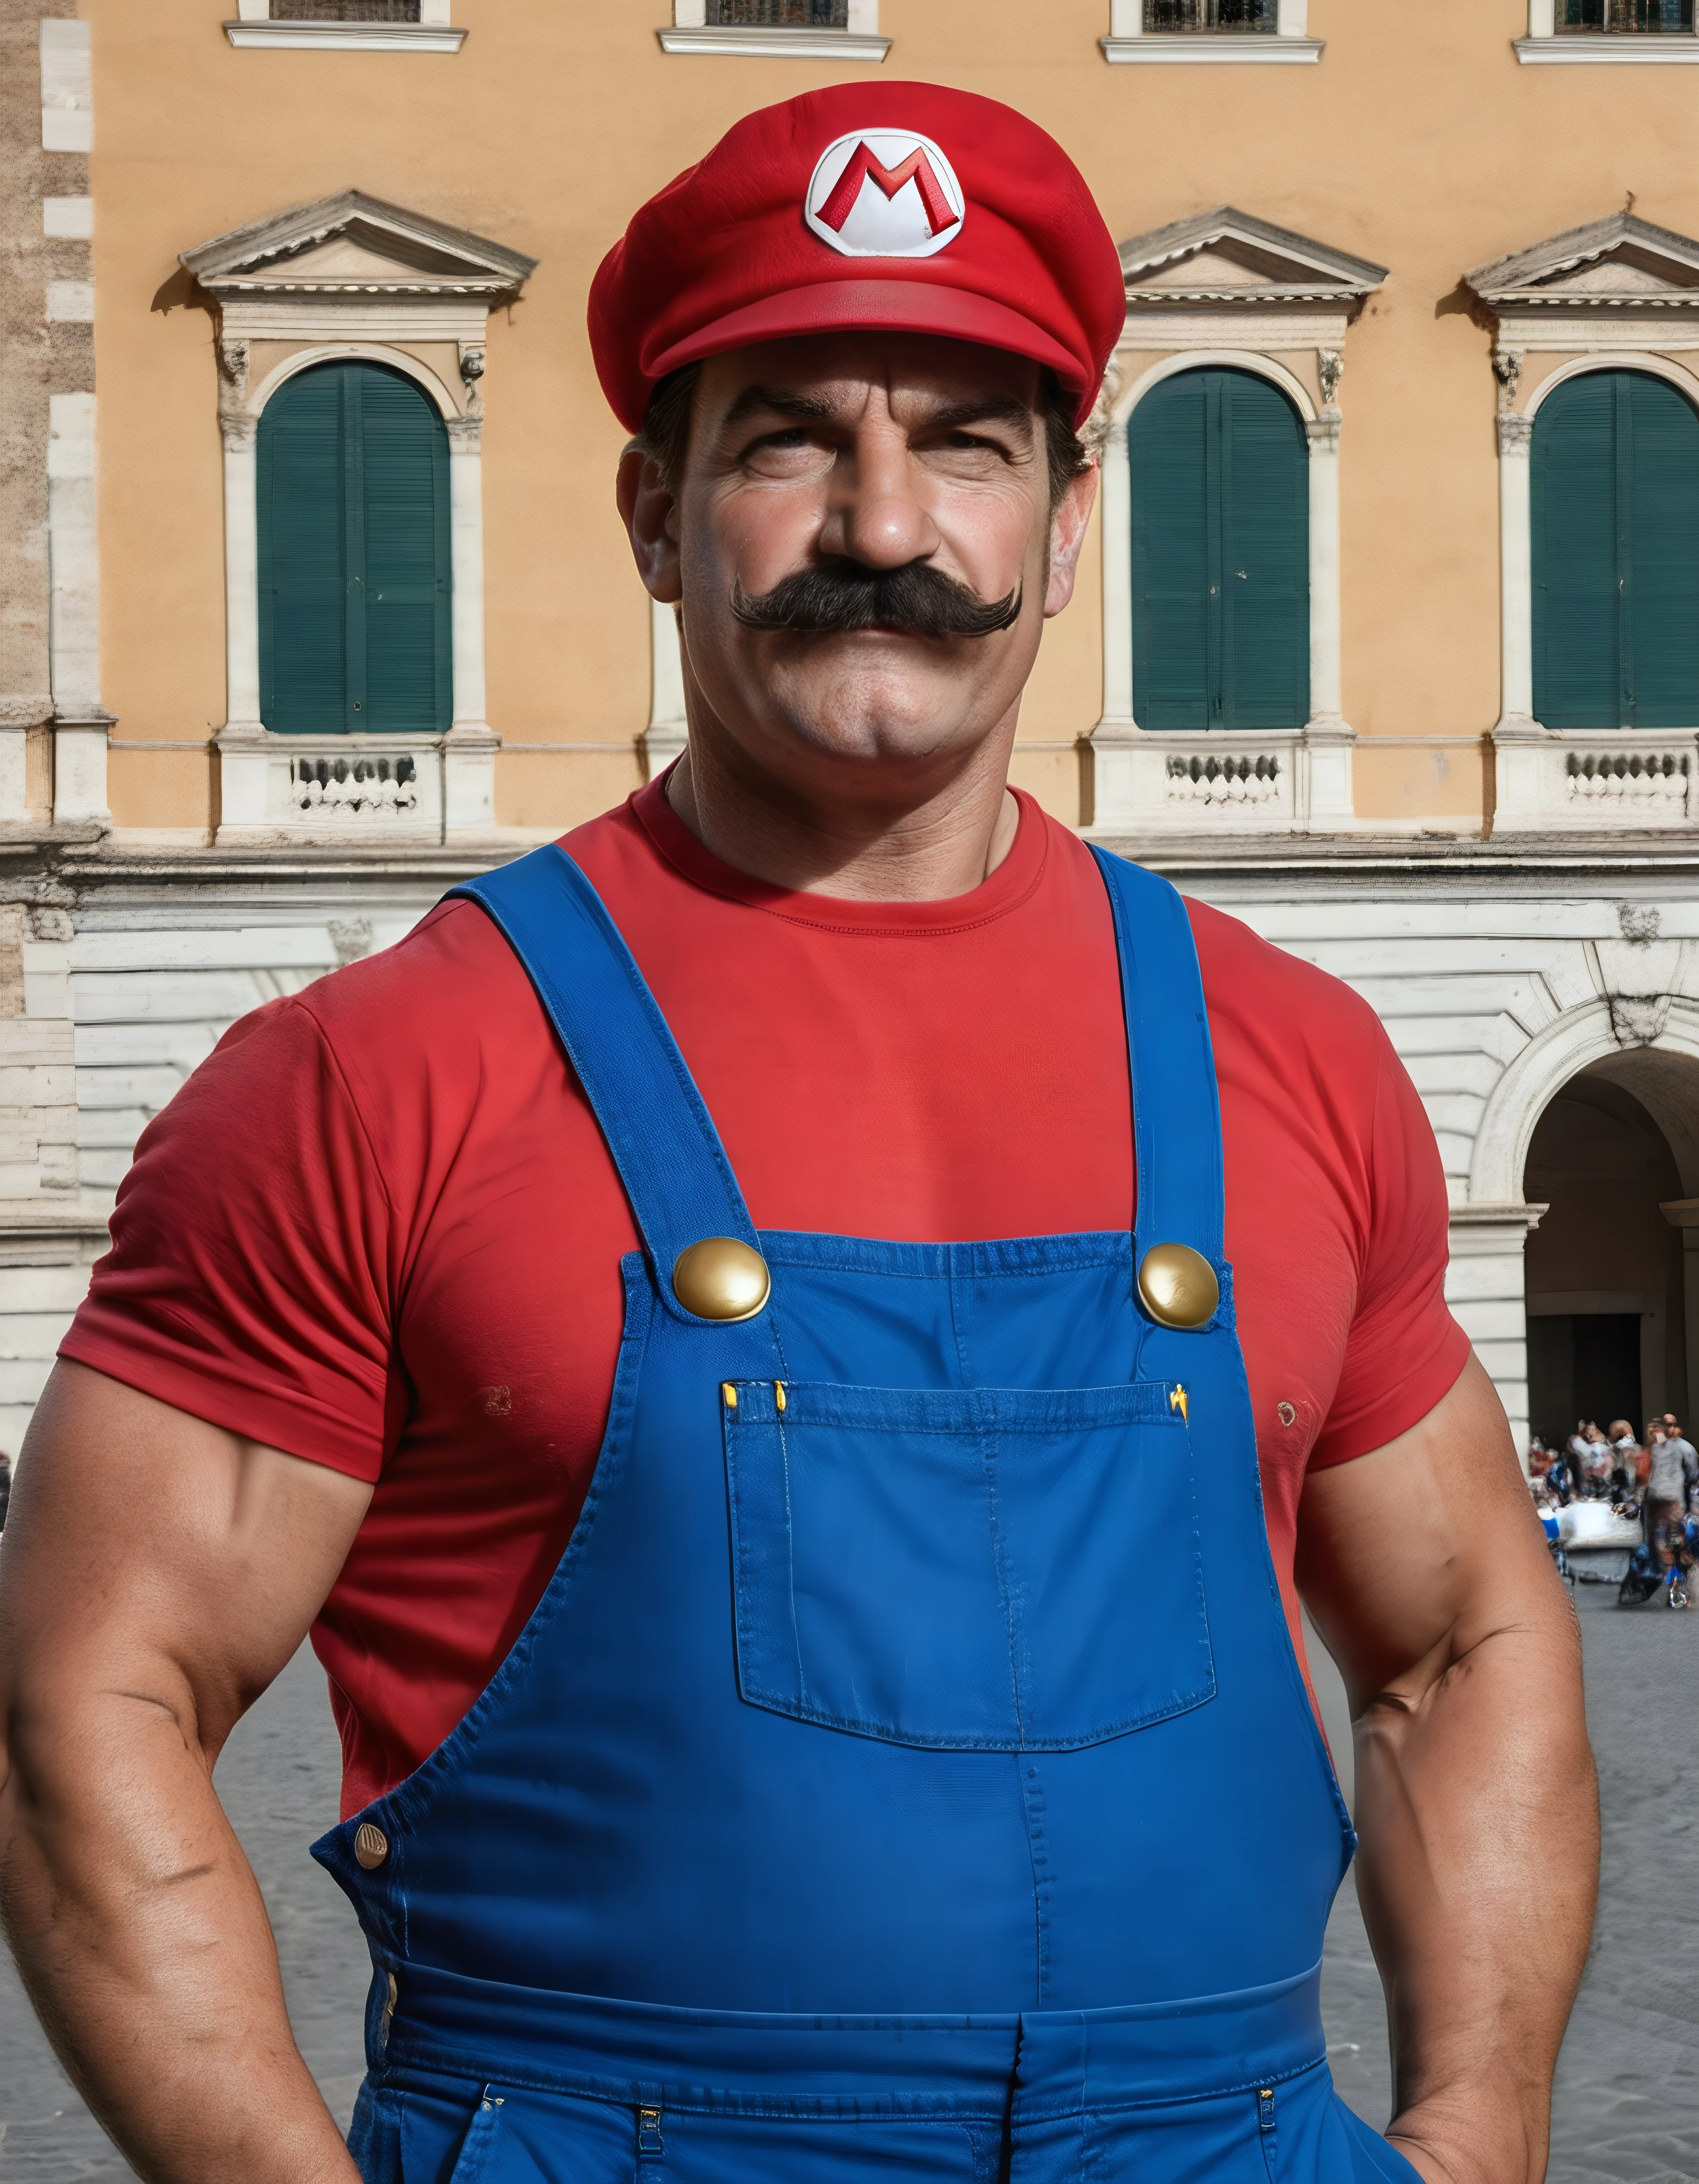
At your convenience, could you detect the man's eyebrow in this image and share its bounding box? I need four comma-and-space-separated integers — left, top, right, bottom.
926, 396, 1037, 437
720, 385, 839, 431
717, 387, 1038, 437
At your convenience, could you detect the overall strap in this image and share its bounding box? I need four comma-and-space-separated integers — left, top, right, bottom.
448, 846, 761, 1304
1087, 845, 1225, 1273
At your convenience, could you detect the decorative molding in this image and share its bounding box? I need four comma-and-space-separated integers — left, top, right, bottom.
1317, 348, 1343, 407
1496, 410, 1534, 454
657, 27, 890, 59
1101, 35, 1322, 62
1493, 349, 1524, 408
1305, 411, 1341, 454
1516, 32, 1699, 60
1494, 727, 1698, 835
223, 22, 468, 51
182, 190, 535, 303
1466, 212, 1699, 354
1119, 207, 1387, 310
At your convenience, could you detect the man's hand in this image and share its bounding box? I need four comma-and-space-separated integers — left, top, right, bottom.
0, 1359, 372, 2184
1298, 1354, 1598, 2184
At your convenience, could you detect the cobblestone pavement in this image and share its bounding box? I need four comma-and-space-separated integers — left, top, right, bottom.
2, 1582, 1693, 2180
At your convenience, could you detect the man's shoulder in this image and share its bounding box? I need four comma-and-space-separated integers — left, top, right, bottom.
295, 803, 647, 1062
1181, 892, 1387, 1066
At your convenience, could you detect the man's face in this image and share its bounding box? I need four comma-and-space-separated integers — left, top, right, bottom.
620, 332, 1096, 799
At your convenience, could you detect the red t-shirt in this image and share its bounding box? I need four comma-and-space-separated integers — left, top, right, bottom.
64, 785, 1467, 1817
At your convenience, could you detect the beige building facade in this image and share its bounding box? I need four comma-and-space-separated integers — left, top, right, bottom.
1, 0, 1697, 1462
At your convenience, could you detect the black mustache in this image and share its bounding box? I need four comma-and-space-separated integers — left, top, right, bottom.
731, 562, 1022, 641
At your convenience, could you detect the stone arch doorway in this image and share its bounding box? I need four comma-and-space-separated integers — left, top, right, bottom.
1523, 1046, 1699, 1446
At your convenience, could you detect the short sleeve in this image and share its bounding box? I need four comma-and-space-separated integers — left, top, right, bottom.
1308, 1035, 1471, 1470
60, 997, 397, 1480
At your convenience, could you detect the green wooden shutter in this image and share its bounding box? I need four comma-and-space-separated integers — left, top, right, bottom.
1626, 373, 1699, 726
1132, 372, 1211, 729
1132, 367, 1309, 732
258, 362, 452, 735
1533, 368, 1699, 729
257, 368, 348, 734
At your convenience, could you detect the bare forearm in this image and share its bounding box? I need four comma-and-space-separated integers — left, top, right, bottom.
1, 1695, 359, 2184
1353, 1610, 1598, 2184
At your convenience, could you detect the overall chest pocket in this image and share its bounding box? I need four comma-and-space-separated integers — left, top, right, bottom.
722, 1380, 1215, 1751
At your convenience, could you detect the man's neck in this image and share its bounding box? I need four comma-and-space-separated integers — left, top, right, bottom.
664, 739, 1022, 902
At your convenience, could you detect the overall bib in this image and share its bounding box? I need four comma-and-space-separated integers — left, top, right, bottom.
314, 843, 1418, 2184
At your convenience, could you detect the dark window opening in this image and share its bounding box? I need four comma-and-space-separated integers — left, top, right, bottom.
270, 1, 422, 20
706, 0, 850, 24
1531, 369, 1699, 730
1144, 0, 1279, 29
257, 362, 452, 737
1556, 0, 1694, 30
1131, 367, 1310, 732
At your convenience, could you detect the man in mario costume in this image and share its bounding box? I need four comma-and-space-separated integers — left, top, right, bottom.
0, 83, 1595, 2184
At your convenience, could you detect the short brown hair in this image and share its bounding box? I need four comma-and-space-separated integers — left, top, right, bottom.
636, 364, 1092, 510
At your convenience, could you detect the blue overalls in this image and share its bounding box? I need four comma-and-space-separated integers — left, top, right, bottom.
314, 842, 1419, 2184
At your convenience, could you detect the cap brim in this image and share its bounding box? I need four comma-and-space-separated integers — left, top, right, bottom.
645, 279, 1093, 423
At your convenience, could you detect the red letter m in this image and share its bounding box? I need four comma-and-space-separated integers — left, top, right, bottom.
815, 142, 956, 237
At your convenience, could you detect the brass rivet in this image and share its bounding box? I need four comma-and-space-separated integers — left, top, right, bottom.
1138, 1243, 1219, 1331
673, 1237, 771, 1322
354, 1822, 390, 1871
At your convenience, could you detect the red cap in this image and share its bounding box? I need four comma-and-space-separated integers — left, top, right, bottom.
589, 82, 1125, 433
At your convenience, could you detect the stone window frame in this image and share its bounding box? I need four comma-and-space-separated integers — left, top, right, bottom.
1490, 351, 1699, 831
1100, 0, 1323, 64
182, 192, 536, 843
224, 0, 466, 53
216, 340, 488, 842
658, 1, 889, 60
1516, 0, 1699, 60
1089, 210, 1386, 837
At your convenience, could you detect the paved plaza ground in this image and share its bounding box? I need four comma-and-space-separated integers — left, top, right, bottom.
1, 1581, 1693, 2181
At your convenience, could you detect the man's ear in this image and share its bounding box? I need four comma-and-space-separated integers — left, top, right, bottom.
1042, 462, 1100, 619
617, 443, 683, 605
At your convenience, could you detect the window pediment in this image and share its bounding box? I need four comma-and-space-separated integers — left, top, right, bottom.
1119, 208, 1387, 309
182, 190, 536, 302
1466, 212, 1699, 316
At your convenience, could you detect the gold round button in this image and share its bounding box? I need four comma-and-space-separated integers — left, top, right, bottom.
354, 1822, 390, 1871
1138, 1243, 1220, 1331
672, 1237, 771, 1322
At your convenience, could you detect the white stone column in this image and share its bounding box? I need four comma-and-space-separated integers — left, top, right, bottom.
1087, 416, 1148, 828
1108, 0, 1143, 31
1496, 410, 1535, 730
220, 414, 264, 734
1099, 416, 1134, 728
47, 394, 110, 826
1302, 406, 1353, 828
1490, 408, 1551, 831
442, 411, 498, 836
645, 600, 688, 779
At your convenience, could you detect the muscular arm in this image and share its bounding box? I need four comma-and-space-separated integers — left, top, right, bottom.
1297, 1353, 1598, 2184
0, 1359, 372, 2184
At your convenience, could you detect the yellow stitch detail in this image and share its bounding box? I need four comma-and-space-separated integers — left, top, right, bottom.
722, 1382, 738, 1409
775, 1383, 786, 1411
1169, 1385, 1189, 1427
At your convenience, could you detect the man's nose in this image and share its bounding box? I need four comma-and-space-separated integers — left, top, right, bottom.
815, 427, 941, 570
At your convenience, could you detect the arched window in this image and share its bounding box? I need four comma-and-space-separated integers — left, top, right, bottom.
1131, 366, 1310, 732
1532, 368, 1699, 730
257, 361, 451, 735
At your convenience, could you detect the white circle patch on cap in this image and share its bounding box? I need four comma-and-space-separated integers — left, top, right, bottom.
804, 129, 966, 260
